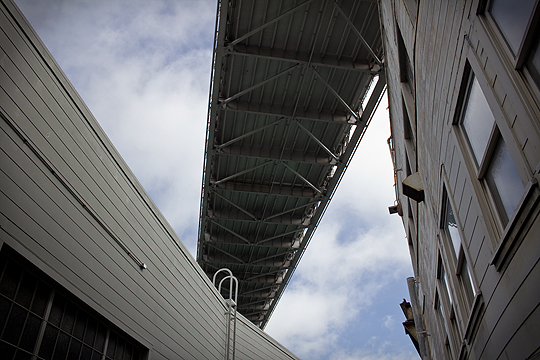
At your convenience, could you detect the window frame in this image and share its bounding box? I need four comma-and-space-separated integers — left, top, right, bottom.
453, 63, 528, 233
434, 290, 454, 360
440, 187, 463, 262
457, 255, 476, 309
437, 179, 482, 341
481, 0, 540, 97
482, 0, 540, 67
435, 255, 461, 356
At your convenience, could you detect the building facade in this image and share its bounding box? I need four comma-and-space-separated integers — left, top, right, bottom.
381, 0, 540, 359
0, 1, 299, 359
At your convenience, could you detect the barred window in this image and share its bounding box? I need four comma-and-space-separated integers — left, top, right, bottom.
0, 246, 145, 360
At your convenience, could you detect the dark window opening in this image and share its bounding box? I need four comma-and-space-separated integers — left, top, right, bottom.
0, 246, 146, 360
397, 25, 415, 94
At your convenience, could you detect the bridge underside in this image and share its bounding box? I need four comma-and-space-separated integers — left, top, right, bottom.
197, 0, 385, 328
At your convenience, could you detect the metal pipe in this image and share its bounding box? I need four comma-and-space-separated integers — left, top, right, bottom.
217, 117, 285, 150
220, 64, 300, 105
309, 65, 360, 120
213, 160, 272, 185
332, 1, 382, 65
281, 161, 323, 194
407, 277, 430, 359
294, 120, 340, 161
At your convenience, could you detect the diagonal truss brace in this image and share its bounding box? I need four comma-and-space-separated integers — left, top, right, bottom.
281, 161, 323, 194
213, 191, 319, 224
309, 65, 360, 121
213, 158, 323, 194
208, 218, 251, 245
332, 1, 383, 66
220, 64, 300, 106
206, 242, 246, 264
216, 117, 285, 150
211, 190, 259, 221
256, 227, 308, 245
294, 120, 340, 162
245, 269, 285, 282
250, 251, 292, 265
213, 160, 273, 185
228, 0, 316, 47
241, 283, 280, 296
262, 200, 320, 222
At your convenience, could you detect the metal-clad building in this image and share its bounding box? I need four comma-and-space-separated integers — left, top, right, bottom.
0, 0, 299, 358
381, 0, 540, 358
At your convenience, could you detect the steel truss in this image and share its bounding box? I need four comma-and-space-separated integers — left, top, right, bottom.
198, 0, 385, 328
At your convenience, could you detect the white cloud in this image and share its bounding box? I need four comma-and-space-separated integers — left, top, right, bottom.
383, 315, 395, 329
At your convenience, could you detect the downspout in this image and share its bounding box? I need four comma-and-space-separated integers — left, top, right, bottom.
407, 277, 430, 359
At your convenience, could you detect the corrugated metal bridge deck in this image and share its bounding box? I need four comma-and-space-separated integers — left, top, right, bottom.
197, 0, 385, 328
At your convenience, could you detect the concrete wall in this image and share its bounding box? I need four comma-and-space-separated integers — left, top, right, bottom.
0, 0, 298, 358
381, 0, 540, 359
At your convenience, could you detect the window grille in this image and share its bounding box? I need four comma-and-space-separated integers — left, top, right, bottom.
0, 246, 145, 360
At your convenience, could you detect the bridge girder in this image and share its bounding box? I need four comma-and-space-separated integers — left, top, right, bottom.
197, 0, 385, 329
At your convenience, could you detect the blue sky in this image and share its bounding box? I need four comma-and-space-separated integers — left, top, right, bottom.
13, 1, 417, 359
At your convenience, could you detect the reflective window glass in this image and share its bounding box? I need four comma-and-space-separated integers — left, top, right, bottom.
439, 263, 453, 306
526, 33, 540, 88
444, 196, 462, 258
460, 71, 524, 227
490, 0, 536, 54
460, 258, 475, 307
485, 137, 525, 224
461, 77, 495, 165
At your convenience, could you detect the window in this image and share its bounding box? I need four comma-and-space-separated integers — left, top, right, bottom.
436, 258, 462, 355
438, 260, 453, 308
459, 257, 475, 308
397, 25, 415, 94
489, 0, 537, 55
442, 190, 462, 259
403, 98, 414, 141
484, 137, 525, 221
441, 189, 477, 313
0, 246, 145, 360
488, 0, 540, 89
435, 291, 453, 359
458, 73, 524, 226
460, 77, 495, 166
526, 34, 540, 87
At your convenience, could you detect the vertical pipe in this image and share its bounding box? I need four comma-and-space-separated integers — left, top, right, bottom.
407, 277, 430, 359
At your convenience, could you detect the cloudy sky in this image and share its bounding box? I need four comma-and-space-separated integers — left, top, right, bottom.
13, 1, 417, 359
